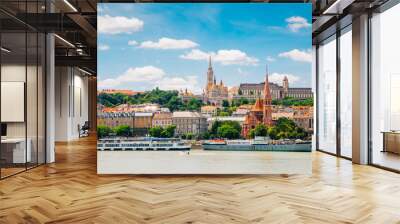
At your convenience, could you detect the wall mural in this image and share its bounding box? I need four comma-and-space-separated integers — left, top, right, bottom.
97, 3, 313, 174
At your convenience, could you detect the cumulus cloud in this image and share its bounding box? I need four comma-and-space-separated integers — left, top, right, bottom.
268, 73, 300, 85
278, 49, 312, 63
155, 76, 201, 94
97, 66, 201, 93
180, 49, 259, 66
139, 37, 198, 50
98, 44, 110, 51
286, 16, 311, 32
128, 40, 138, 46
118, 66, 165, 82
98, 78, 120, 89
98, 66, 164, 89
98, 15, 143, 34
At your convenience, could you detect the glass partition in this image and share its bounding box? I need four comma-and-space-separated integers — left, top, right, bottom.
0, 1, 46, 179
370, 3, 400, 171
1, 31, 28, 177
317, 35, 337, 154
339, 26, 352, 158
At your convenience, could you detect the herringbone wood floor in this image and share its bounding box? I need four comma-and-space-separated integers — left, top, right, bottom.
1, 136, 400, 224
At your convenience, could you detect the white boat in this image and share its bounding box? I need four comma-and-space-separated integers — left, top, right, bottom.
97, 137, 191, 151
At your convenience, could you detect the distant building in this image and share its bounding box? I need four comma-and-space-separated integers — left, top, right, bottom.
97, 112, 133, 128
179, 89, 204, 103
292, 106, 314, 133
98, 89, 142, 96
232, 105, 252, 117
203, 57, 229, 106
207, 116, 246, 129
97, 112, 153, 129
237, 76, 312, 100
172, 111, 207, 136
201, 105, 218, 117
242, 66, 273, 138
101, 103, 169, 114
152, 112, 173, 128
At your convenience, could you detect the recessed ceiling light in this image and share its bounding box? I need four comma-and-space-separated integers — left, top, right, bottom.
54, 34, 75, 48
1, 47, 11, 53
63, 0, 78, 12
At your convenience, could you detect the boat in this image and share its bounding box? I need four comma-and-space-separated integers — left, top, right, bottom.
97, 137, 191, 151
202, 137, 311, 152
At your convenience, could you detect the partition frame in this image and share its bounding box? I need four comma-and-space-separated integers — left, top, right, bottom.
0, 1, 47, 180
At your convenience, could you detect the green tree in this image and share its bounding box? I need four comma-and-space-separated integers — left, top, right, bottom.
210, 120, 242, 138
222, 100, 230, 108
217, 124, 240, 139
149, 126, 163, 138
114, 125, 131, 137
218, 111, 230, 116
161, 125, 176, 138
186, 98, 203, 111
254, 124, 268, 137
97, 125, 113, 138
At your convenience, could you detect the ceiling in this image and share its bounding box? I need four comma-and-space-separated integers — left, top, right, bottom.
1, 0, 393, 75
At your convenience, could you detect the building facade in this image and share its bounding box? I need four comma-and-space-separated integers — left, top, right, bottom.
242, 68, 274, 137
203, 57, 229, 106
201, 105, 218, 117
152, 112, 173, 128
172, 111, 208, 137
237, 76, 312, 100
97, 112, 153, 129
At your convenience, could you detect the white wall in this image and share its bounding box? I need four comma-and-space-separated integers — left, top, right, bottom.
55, 67, 89, 141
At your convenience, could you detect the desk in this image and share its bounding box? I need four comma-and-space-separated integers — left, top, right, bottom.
1, 138, 31, 163
382, 131, 400, 154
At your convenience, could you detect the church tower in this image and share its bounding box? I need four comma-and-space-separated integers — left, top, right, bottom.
206, 56, 214, 90
283, 75, 289, 98
263, 65, 273, 127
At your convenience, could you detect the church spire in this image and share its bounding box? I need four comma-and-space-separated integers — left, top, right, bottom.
208, 55, 212, 68
263, 64, 273, 126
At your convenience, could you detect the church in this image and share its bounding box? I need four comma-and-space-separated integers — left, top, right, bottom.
203, 57, 229, 106
242, 66, 273, 138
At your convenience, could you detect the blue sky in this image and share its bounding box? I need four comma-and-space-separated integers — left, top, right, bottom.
98, 3, 312, 93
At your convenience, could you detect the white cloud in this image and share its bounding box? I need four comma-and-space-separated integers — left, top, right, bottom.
128, 40, 138, 46
139, 37, 198, 50
98, 44, 110, 51
98, 78, 120, 89
266, 56, 275, 62
97, 66, 201, 93
155, 76, 201, 94
180, 49, 259, 66
286, 16, 311, 32
278, 49, 312, 63
98, 15, 143, 35
118, 66, 165, 82
269, 73, 300, 85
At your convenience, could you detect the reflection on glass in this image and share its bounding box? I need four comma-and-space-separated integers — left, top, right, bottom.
340, 28, 352, 158
1, 32, 27, 177
318, 35, 337, 154
371, 3, 400, 171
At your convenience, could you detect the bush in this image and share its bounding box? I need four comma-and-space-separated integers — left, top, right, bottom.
114, 125, 131, 137
97, 125, 113, 138
149, 125, 176, 138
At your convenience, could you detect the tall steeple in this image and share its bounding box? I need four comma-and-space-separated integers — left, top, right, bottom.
263, 64, 273, 127
206, 55, 214, 91
283, 75, 289, 97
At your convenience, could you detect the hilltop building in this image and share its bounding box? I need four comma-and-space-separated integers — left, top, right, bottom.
236, 76, 312, 100
203, 57, 229, 106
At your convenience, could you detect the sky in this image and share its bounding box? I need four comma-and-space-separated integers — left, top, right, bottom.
97, 3, 312, 93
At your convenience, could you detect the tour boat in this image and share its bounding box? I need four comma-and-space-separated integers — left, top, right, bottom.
97, 137, 191, 151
